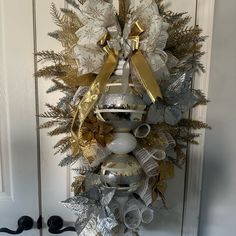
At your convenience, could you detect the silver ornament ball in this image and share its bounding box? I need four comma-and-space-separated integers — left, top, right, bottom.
95, 75, 147, 131
100, 154, 144, 193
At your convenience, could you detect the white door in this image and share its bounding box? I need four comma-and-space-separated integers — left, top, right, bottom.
0, 0, 213, 235
0, 0, 40, 235
37, 1, 203, 236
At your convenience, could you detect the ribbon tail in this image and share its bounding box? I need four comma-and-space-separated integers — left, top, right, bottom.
122, 60, 130, 93
131, 50, 163, 102
71, 52, 119, 157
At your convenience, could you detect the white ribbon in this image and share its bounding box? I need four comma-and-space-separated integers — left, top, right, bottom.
73, 0, 169, 76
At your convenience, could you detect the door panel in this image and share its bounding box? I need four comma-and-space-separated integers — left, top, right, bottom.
142, 0, 197, 236
0, 0, 39, 235
35, 0, 76, 235
141, 1, 197, 235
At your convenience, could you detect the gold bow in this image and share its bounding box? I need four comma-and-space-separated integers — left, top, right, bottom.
71, 21, 163, 162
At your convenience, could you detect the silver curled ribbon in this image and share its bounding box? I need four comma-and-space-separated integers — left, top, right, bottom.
133, 131, 175, 176
123, 197, 154, 229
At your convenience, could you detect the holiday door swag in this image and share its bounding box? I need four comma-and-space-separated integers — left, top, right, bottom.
36, 0, 210, 235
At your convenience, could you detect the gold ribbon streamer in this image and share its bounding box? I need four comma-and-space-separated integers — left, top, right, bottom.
71, 50, 119, 158
131, 50, 163, 102
129, 21, 163, 102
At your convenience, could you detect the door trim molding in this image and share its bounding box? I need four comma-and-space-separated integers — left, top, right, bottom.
182, 0, 215, 235
0, 0, 13, 199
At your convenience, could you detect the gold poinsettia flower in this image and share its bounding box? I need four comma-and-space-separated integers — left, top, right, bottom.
70, 112, 113, 163
80, 113, 113, 147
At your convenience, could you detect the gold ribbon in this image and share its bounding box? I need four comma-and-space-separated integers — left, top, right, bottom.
129, 21, 163, 102
131, 51, 163, 102
71, 21, 163, 161
71, 37, 119, 159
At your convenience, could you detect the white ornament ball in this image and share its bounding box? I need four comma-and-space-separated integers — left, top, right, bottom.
107, 132, 137, 154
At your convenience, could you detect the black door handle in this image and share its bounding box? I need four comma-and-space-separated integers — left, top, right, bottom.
47, 216, 75, 234
0, 216, 34, 234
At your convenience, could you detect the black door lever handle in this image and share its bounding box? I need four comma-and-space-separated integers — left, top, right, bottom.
47, 216, 76, 234
0, 216, 34, 234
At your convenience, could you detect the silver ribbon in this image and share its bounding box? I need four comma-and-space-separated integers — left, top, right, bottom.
135, 178, 152, 206
123, 197, 154, 229
133, 148, 159, 177
133, 131, 175, 177
133, 123, 151, 138
108, 199, 122, 221
147, 72, 198, 125
61, 187, 118, 236
123, 198, 142, 229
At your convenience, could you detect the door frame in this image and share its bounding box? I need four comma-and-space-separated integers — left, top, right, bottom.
182, 0, 216, 235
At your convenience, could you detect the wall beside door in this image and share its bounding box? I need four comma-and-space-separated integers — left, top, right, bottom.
199, 0, 236, 235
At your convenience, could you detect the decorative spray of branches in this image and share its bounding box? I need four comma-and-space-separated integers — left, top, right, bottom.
36, 0, 210, 196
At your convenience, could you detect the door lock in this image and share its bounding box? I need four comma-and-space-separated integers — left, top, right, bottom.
0, 216, 34, 234
47, 215, 76, 234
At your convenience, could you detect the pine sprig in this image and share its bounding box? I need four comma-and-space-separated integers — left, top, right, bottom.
167, 26, 204, 54
193, 89, 210, 106
39, 103, 71, 119
39, 112, 64, 119
163, 11, 188, 23
48, 30, 60, 40
59, 155, 78, 167
50, 3, 65, 28
178, 133, 200, 144
170, 26, 202, 39
49, 4, 81, 49
179, 119, 211, 130
49, 29, 78, 49
48, 123, 71, 136
36, 50, 64, 63
39, 120, 60, 129
46, 103, 68, 117
54, 136, 71, 154
50, 4, 81, 29
168, 16, 191, 32
47, 79, 73, 93
162, 6, 207, 74
35, 64, 67, 78
189, 53, 206, 73
60, 8, 82, 28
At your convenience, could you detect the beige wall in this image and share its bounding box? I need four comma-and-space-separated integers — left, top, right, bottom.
199, 0, 236, 235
